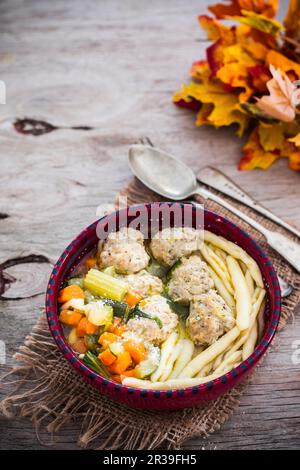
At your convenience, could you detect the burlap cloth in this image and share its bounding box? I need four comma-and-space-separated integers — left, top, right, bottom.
1, 177, 299, 449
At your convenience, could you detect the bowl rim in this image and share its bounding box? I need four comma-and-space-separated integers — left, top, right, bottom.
46, 202, 281, 399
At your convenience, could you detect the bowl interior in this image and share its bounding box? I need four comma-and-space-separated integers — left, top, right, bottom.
46, 202, 281, 394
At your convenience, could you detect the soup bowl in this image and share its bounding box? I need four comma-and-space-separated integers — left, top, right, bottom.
46, 202, 281, 410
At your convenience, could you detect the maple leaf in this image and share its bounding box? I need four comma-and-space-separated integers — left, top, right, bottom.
209, 0, 278, 20
255, 65, 299, 122
198, 15, 235, 43
284, 0, 300, 40
266, 50, 300, 78
288, 132, 300, 146
282, 140, 300, 171
258, 122, 286, 151
230, 10, 283, 35
239, 128, 280, 170
180, 81, 248, 135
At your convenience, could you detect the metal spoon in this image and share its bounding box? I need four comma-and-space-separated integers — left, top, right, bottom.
128, 144, 299, 286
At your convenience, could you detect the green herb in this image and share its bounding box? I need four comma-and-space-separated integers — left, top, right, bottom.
84, 334, 99, 352
82, 351, 110, 377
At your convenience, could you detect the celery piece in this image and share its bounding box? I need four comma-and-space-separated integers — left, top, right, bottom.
84, 269, 128, 301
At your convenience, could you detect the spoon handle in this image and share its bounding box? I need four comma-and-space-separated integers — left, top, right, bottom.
195, 186, 300, 274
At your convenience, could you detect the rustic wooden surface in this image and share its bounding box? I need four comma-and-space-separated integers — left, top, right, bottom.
0, 0, 299, 450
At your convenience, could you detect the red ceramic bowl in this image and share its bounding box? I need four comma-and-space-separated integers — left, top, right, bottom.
46, 203, 281, 410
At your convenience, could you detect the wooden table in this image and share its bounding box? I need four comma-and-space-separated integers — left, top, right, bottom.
0, 0, 299, 450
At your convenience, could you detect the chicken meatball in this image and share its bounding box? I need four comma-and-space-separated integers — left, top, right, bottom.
150, 227, 199, 267
125, 317, 164, 345
126, 270, 163, 296
125, 295, 178, 345
167, 255, 213, 305
186, 290, 235, 346
98, 227, 150, 274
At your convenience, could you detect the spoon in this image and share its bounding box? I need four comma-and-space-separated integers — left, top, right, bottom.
128, 144, 300, 280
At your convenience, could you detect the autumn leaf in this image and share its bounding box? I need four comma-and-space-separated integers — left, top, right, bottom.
216, 62, 253, 101
258, 122, 286, 151
240, 102, 279, 123
196, 103, 214, 125
281, 140, 300, 171
288, 132, 300, 146
284, 0, 300, 39
209, 0, 278, 20
256, 65, 298, 122
247, 64, 271, 92
230, 10, 283, 35
190, 60, 211, 82
180, 81, 248, 135
266, 50, 300, 78
239, 128, 280, 170
198, 15, 235, 43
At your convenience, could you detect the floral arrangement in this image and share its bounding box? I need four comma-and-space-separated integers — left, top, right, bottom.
173, 0, 300, 171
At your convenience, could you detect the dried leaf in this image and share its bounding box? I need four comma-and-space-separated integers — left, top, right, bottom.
240, 102, 279, 123
266, 50, 300, 78
231, 10, 283, 35
181, 81, 248, 135
247, 64, 271, 92
198, 15, 235, 43
288, 132, 300, 146
258, 123, 285, 151
239, 128, 280, 170
216, 62, 253, 101
284, 0, 300, 40
209, 0, 278, 20
256, 65, 298, 122
282, 140, 300, 171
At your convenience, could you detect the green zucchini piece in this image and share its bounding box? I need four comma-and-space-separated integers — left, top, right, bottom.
67, 277, 84, 288
135, 346, 160, 378
102, 298, 129, 318
109, 341, 125, 356
130, 306, 163, 329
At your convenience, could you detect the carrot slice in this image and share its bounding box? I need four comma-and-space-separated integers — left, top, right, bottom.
111, 374, 122, 383
109, 351, 132, 374
85, 257, 97, 269
124, 290, 143, 308
98, 332, 118, 348
107, 318, 122, 333
98, 349, 116, 366
58, 285, 85, 303
124, 340, 146, 363
76, 317, 98, 337
59, 309, 82, 326
121, 367, 138, 378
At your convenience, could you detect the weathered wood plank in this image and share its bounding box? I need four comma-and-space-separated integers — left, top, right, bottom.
0, 0, 299, 450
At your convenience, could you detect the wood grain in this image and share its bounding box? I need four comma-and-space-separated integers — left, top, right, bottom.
0, 0, 299, 450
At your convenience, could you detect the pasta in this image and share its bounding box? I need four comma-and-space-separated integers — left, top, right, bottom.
227, 256, 252, 331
